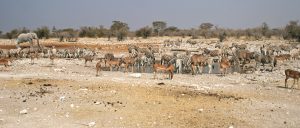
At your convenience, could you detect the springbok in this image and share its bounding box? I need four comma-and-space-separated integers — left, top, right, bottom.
30, 52, 39, 65
120, 56, 136, 73
153, 63, 175, 80
0, 58, 10, 67
219, 56, 231, 76
49, 54, 55, 65
96, 61, 101, 76
106, 59, 121, 71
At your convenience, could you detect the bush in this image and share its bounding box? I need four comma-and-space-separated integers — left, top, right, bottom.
54, 28, 79, 42
219, 32, 227, 42
110, 21, 129, 41
5, 29, 20, 39
136, 27, 152, 38
152, 21, 167, 36
285, 21, 300, 41
34, 26, 50, 39
163, 26, 179, 36
3, 27, 30, 39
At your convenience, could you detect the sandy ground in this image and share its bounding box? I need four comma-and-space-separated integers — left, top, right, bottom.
0, 57, 300, 128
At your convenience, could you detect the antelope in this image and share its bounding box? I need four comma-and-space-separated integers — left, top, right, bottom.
106, 59, 121, 71
84, 55, 94, 67
0, 58, 10, 67
219, 56, 231, 76
30, 52, 39, 65
120, 56, 136, 73
285, 69, 300, 89
96, 61, 101, 76
153, 63, 175, 80
49, 54, 55, 65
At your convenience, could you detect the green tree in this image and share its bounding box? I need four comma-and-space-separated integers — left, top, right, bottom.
261, 22, 269, 37
5, 29, 19, 39
110, 21, 129, 41
199, 23, 214, 30
34, 26, 50, 39
52, 26, 57, 33
136, 26, 152, 38
20, 27, 30, 33
199, 23, 214, 38
54, 28, 79, 42
152, 21, 167, 36
79, 26, 98, 38
96, 25, 109, 38
219, 32, 227, 42
285, 21, 300, 41
164, 26, 179, 36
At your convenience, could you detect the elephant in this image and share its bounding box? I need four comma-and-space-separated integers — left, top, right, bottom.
16, 33, 40, 49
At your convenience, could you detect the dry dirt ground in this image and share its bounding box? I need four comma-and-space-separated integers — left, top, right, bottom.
0, 38, 300, 128
0, 58, 299, 128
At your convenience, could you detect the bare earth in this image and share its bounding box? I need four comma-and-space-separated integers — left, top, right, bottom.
0, 38, 300, 128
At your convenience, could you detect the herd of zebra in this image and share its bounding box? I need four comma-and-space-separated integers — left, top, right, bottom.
0, 41, 300, 79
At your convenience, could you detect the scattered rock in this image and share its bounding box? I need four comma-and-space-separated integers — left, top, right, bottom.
43, 84, 52, 86
59, 96, 65, 102
19, 109, 28, 114
233, 72, 239, 75
54, 68, 65, 72
157, 82, 165, 85
88, 121, 96, 127
129, 73, 142, 78
79, 88, 88, 91
198, 108, 204, 112
65, 112, 70, 118
265, 87, 272, 90
110, 90, 116, 93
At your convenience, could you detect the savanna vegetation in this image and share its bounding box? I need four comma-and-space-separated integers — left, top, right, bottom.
1, 20, 300, 42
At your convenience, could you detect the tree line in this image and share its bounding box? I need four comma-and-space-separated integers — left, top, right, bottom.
0, 20, 300, 42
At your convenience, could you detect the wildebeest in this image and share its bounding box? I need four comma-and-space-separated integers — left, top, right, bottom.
83, 55, 94, 67
104, 53, 114, 66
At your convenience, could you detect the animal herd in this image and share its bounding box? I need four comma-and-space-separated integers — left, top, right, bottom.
0, 37, 300, 89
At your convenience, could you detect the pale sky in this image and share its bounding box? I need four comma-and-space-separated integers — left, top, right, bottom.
0, 0, 299, 32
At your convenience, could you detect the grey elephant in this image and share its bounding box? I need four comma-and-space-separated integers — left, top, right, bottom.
16, 33, 40, 49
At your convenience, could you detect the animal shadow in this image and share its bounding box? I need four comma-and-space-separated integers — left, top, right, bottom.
276, 86, 299, 90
